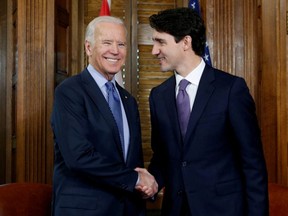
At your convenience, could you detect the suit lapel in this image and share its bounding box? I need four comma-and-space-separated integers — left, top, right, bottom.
184, 65, 215, 143
162, 77, 183, 149
116, 83, 133, 162
80, 69, 124, 157
116, 82, 130, 123
163, 77, 179, 119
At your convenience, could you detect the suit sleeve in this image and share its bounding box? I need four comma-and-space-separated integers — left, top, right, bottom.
51, 81, 138, 192
148, 88, 165, 191
228, 78, 269, 215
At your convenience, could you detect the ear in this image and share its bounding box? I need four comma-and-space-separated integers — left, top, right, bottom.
85, 40, 92, 56
183, 35, 192, 51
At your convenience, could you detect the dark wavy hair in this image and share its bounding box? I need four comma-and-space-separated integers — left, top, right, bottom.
149, 7, 206, 56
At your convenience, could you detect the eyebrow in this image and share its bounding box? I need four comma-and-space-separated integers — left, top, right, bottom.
101, 39, 126, 44
101, 39, 113, 43
152, 37, 166, 43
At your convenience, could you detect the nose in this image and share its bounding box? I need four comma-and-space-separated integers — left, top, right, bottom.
110, 43, 119, 54
151, 45, 160, 56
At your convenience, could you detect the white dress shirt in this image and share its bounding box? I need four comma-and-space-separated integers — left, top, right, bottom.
175, 59, 206, 111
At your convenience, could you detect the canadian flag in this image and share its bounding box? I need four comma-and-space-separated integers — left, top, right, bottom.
99, 0, 124, 87
99, 0, 111, 16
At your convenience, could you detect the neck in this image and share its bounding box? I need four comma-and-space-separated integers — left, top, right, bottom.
177, 56, 202, 77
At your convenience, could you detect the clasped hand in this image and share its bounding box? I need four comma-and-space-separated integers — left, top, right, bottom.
134, 167, 158, 199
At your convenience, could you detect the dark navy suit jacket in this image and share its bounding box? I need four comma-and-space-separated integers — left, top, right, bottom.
51, 69, 145, 216
148, 65, 268, 216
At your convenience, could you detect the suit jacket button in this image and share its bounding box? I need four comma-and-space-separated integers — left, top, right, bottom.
182, 161, 187, 167
177, 190, 183, 196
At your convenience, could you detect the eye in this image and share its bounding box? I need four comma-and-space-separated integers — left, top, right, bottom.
102, 41, 112, 46
154, 38, 165, 46
118, 43, 126, 48
159, 40, 166, 46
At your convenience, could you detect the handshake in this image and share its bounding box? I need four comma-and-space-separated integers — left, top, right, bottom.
134, 168, 158, 199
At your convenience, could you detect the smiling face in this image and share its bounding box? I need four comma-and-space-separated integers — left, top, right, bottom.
151, 30, 185, 72
85, 22, 127, 80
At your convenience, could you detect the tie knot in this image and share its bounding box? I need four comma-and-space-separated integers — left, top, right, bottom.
179, 79, 190, 91
105, 81, 115, 92
106, 81, 120, 102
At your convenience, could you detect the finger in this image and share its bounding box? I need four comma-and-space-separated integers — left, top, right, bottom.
134, 167, 141, 172
135, 185, 143, 191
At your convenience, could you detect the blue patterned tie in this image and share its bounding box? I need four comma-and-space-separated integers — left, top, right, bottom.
105, 81, 125, 158
176, 79, 191, 138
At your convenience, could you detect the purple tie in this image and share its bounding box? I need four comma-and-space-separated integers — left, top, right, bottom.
176, 79, 190, 138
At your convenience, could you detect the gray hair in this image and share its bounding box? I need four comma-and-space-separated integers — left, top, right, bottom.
85, 16, 127, 45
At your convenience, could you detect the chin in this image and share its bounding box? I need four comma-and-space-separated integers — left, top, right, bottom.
108, 71, 120, 76
106, 67, 121, 73
160, 67, 171, 72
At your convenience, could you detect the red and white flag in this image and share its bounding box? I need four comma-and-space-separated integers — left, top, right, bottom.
99, 0, 111, 16
99, 0, 124, 87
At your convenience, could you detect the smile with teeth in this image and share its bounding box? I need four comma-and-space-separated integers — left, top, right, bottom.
105, 57, 118, 62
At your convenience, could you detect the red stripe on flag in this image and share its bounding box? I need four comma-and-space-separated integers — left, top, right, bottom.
99, 0, 110, 16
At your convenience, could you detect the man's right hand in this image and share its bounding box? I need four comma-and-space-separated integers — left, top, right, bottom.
134, 167, 158, 199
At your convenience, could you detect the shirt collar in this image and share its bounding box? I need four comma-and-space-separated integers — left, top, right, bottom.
175, 58, 205, 87
87, 64, 116, 89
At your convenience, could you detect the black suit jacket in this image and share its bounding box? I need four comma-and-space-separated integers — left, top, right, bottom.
51, 69, 145, 216
148, 65, 268, 216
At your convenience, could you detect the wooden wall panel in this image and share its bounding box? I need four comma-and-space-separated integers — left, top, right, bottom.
0, 0, 11, 184
275, 0, 288, 186
55, 0, 84, 83
45, 0, 55, 185
55, 0, 70, 85
11, 0, 82, 184
284, 0, 288, 186
16, 0, 55, 183
258, 0, 278, 183
71, 0, 85, 75
204, 0, 259, 98
260, 0, 287, 185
